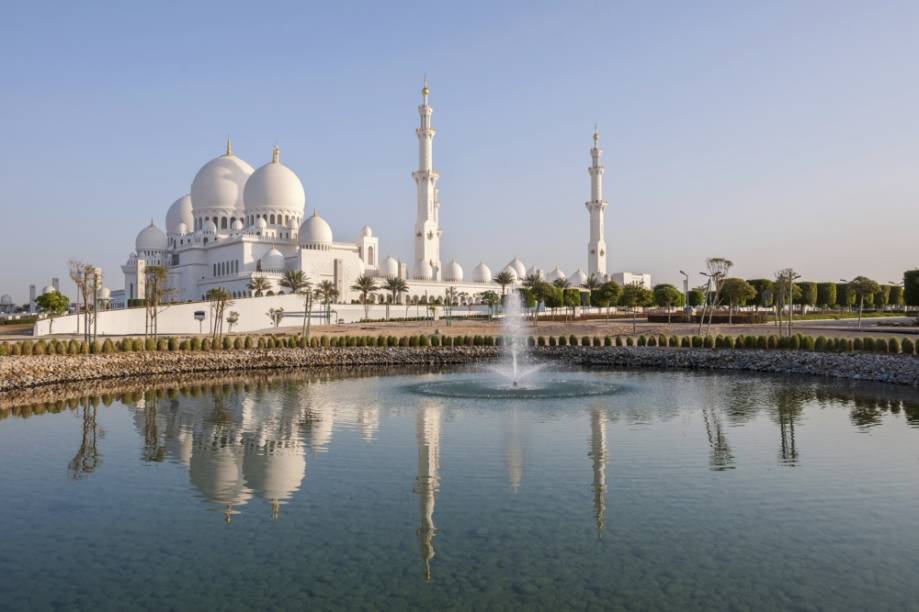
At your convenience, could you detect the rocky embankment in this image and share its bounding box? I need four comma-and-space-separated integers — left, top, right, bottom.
3, 346, 919, 391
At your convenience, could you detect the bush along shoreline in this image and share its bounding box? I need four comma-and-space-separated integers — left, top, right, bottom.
3, 333, 919, 390
1, 332, 917, 357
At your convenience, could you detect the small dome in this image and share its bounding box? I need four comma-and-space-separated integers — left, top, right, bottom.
166, 194, 193, 234
506, 257, 526, 279
260, 247, 285, 271
190, 152, 254, 214
546, 266, 567, 283
0, 294, 12, 305
570, 269, 588, 286
361, 225, 373, 237
203, 220, 218, 234
298, 211, 333, 246
254, 217, 268, 231
42, 285, 56, 295
413, 259, 433, 280
445, 259, 463, 282
176, 222, 188, 235
500, 265, 519, 282
472, 262, 492, 283
231, 218, 244, 232
382, 256, 399, 278
527, 265, 544, 280
100, 287, 111, 300
136, 222, 168, 252
243, 147, 306, 219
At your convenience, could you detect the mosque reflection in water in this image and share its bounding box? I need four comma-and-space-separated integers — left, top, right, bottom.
9, 372, 915, 583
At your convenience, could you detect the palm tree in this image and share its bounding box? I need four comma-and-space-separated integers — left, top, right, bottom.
384, 276, 408, 320
247, 276, 270, 297
315, 280, 338, 324
351, 274, 378, 320
493, 270, 515, 300
553, 277, 570, 290
280, 270, 313, 339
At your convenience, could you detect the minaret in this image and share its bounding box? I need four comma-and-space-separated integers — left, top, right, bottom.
412, 78, 442, 280
414, 402, 441, 582
589, 408, 608, 537
585, 126, 608, 278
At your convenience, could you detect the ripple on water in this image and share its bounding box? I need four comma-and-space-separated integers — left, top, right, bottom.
407, 376, 624, 400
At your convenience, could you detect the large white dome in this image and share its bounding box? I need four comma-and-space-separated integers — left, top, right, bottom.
500, 265, 519, 282
166, 194, 193, 234
472, 262, 492, 283
546, 266, 567, 283
136, 222, 168, 252
506, 257, 526, 279
243, 147, 306, 220
445, 259, 463, 282
570, 269, 588, 286
381, 256, 399, 278
260, 247, 285, 272
298, 211, 333, 247
413, 259, 433, 280
190, 151, 254, 215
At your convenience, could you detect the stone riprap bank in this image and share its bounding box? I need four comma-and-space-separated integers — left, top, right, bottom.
4, 346, 919, 391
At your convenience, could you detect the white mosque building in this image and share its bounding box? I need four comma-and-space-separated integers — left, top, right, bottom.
116, 80, 640, 312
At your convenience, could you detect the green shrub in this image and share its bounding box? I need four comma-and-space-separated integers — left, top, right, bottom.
650, 335, 660, 347
231, 337, 241, 349
875, 338, 889, 354
767, 335, 778, 349
681, 336, 690, 348
10, 343, 21, 356
703, 335, 715, 349
626, 337, 634, 347
549, 336, 557, 347
691, 336, 702, 348
724, 335, 735, 349
165, 336, 177, 351
902, 338, 915, 355
615, 336, 624, 347
888, 338, 900, 354
398, 336, 408, 347
862, 337, 875, 352
155, 338, 167, 351
179, 339, 190, 351
102, 339, 115, 354
669, 336, 679, 347
33, 340, 45, 355
637, 335, 647, 347
536, 336, 545, 347
485, 336, 495, 346
853, 337, 863, 351
439, 336, 450, 347
714, 335, 724, 349
20, 341, 33, 356
201, 338, 212, 351
801, 336, 814, 351
495, 336, 505, 347
569, 334, 578, 346
68, 339, 80, 354
755, 336, 767, 349
220, 336, 231, 350
558, 335, 568, 346
658, 335, 667, 347
92, 340, 104, 354
0, 342, 9, 357
465, 336, 475, 347
580, 336, 590, 347
475, 335, 485, 346
420, 335, 430, 347
814, 336, 827, 351
790, 335, 801, 350
429, 335, 439, 347
602, 336, 611, 347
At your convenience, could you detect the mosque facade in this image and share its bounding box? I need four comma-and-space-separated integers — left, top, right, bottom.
118, 81, 637, 310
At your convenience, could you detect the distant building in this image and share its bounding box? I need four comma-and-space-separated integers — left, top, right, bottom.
611, 272, 652, 289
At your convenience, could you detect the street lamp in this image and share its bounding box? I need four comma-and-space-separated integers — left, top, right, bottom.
679, 270, 689, 313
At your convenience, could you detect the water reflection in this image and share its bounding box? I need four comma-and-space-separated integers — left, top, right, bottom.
414, 401, 442, 582
68, 400, 103, 479
589, 408, 608, 536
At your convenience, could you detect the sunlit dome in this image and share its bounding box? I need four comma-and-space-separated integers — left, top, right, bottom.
546, 266, 566, 283
203, 220, 218, 234
190, 147, 254, 215
166, 194, 193, 234
176, 222, 188, 235
41, 285, 56, 295
260, 247, 285, 272
413, 259, 433, 280
136, 222, 168, 252
231, 219, 244, 232
500, 265, 519, 282
570, 269, 588, 286
527, 265, 544, 280
254, 217, 268, 232
298, 211, 333, 248
506, 257, 526, 279
472, 262, 492, 283
243, 147, 306, 221
382, 256, 399, 278
445, 259, 463, 282
361, 225, 373, 237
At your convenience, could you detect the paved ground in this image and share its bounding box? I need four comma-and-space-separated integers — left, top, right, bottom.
5, 316, 916, 342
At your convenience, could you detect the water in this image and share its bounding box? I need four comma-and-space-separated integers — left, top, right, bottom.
493, 290, 543, 385
2, 367, 919, 611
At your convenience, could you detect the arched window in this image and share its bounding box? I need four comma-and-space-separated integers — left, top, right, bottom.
368, 246, 374, 266
269, 214, 275, 224
221, 217, 228, 229
230, 217, 236, 227
284, 215, 289, 226
213, 264, 216, 276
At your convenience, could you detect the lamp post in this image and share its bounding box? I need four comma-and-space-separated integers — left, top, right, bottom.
679, 270, 689, 316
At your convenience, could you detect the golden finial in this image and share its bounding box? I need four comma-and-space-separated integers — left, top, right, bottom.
225, 135, 233, 156
272, 144, 280, 163
422, 75, 429, 97
593, 124, 600, 145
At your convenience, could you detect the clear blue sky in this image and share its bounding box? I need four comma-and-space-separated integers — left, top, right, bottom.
2, 1, 918, 302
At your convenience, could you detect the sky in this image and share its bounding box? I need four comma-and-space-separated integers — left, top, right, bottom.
1, 0, 918, 302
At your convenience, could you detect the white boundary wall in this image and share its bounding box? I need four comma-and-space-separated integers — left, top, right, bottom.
33, 294, 491, 337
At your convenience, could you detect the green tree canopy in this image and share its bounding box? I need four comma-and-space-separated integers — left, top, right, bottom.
794, 282, 817, 307
720, 278, 756, 309
620, 283, 653, 308
687, 288, 705, 307
904, 270, 919, 306
816, 282, 837, 308
653, 284, 683, 308
746, 279, 775, 308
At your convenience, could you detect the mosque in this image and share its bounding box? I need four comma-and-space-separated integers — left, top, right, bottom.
118, 80, 632, 310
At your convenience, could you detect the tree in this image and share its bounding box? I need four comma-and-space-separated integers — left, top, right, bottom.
619, 283, 653, 335
904, 270, 919, 307
698, 257, 733, 335
493, 271, 515, 300
582, 274, 602, 310
889, 284, 904, 309
563, 288, 581, 320
596, 281, 621, 321
267, 307, 284, 328
384, 277, 408, 319
747, 279, 775, 308
144, 265, 171, 341
481, 290, 500, 317
653, 284, 683, 324
226, 311, 239, 333
206, 288, 233, 338
68, 260, 97, 343
35, 291, 69, 334
688, 288, 705, 307
874, 285, 891, 311
848, 276, 880, 329
720, 278, 756, 324
281, 270, 313, 339
552, 277, 571, 290
816, 282, 837, 309
316, 280, 338, 323
351, 274, 378, 320
836, 282, 855, 309
773, 269, 801, 337
794, 282, 817, 310
247, 276, 270, 297
541, 285, 563, 316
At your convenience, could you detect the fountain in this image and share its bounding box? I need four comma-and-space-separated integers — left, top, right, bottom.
493, 289, 542, 387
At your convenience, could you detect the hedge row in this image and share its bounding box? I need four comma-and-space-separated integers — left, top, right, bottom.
1, 333, 916, 356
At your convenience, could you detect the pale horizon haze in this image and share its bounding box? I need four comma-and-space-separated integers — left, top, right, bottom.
1, 1, 918, 302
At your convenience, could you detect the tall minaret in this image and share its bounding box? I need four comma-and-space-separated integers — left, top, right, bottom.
412, 78, 442, 280
585, 126, 608, 278
589, 408, 609, 537
414, 402, 442, 582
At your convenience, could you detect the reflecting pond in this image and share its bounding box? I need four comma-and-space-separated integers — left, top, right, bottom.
1, 368, 918, 611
